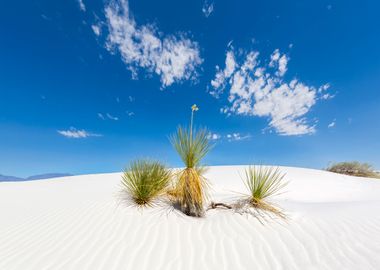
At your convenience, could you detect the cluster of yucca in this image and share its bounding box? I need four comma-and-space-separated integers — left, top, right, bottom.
121, 104, 288, 218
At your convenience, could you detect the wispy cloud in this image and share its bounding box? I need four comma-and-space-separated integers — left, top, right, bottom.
98, 112, 119, 120
318, 83, 334, 100
106, 113, 119, 121
207, 132, 251, 142
40, 14, 51, 21
91, 24, 101, 36
98, 113, 105, 120
207, 132, 221, 141
328, 120, 336, 128
210, 45, 332, 136
269, 49, 288, 77
101, 0, 202, 88
210, 50, 236, 97
58, 127, 101, 138
202, 1, 214, 18
77, 0, 86, 12
226, 133, 251, 142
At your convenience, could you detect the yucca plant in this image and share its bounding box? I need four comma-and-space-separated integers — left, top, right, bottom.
242, 166, 287, 217
121, 159, 172, 206
170, 104, 212, 217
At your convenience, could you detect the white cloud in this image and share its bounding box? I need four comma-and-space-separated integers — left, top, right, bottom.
319, 83, 330, 91
126, 111, 135, 116
210, 50, 237, 97
210, 47, 332, 136
269, 49, 288, 77
58, 127, 101, 138
206, 132, 251, 142
103, 0, 202, 88
207, 132, 221, 140
318, 83, 335, 100
202, 1, 214, 18
321, 93, 334, 100
226, 133, 251, 142
77, 0, 86, 12
328, 120, 336, 128
91, 24, 101, 36
106, 113, 119, 121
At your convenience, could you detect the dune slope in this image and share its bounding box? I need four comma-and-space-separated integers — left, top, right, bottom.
1, 166, 380, 270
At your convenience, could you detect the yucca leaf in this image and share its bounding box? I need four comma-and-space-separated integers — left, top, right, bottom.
170, 126, 212, 168
242, 166, 287, 203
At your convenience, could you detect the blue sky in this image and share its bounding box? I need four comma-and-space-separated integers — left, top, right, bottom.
1, 0, 380, 177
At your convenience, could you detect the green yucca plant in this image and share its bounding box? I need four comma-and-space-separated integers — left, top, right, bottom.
121, 159, 172, 206
242, 166, 287, 216
170, 104, 212, 217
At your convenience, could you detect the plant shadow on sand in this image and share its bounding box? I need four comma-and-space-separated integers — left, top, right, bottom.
115, 188, 187, 219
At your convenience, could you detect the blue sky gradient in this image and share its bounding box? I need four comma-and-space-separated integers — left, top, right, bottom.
1, 0, 379, 177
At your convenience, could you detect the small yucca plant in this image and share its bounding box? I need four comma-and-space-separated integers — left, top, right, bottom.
242, 166, 287, 216
121, 159, 172, 206
170, 104, 212, 217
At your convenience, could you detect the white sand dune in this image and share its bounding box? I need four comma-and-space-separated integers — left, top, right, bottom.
1, 166, 380, 270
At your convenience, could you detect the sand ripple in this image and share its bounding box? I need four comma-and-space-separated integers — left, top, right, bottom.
1, 166, 380, 269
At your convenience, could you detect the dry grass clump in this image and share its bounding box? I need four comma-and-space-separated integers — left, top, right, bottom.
170, 105, 212, 217
121, 159, 172, 206
326, 161, 380, 178
240, 166, 287, 218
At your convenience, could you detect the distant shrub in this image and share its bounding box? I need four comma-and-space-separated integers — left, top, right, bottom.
326, 161, 380, 178
122, 159, 172, 206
